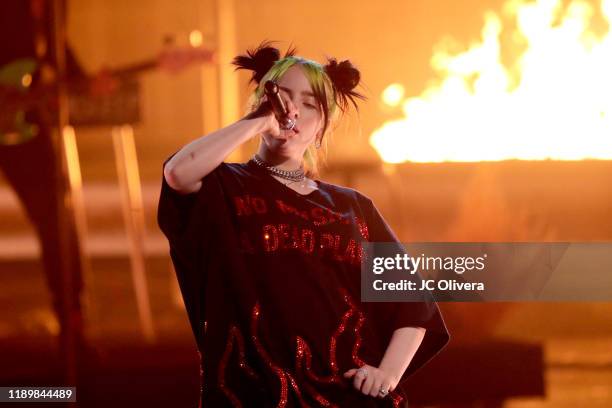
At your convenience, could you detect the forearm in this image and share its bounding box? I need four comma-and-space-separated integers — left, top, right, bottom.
378, 327, 426, 383
165, 117, 265, 191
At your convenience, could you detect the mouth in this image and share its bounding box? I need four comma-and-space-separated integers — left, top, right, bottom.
279, 125, 299, 139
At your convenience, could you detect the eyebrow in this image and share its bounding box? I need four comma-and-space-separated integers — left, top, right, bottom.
279, 85, 315, 99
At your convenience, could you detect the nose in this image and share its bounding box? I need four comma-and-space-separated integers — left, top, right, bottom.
285, 98, 299, 119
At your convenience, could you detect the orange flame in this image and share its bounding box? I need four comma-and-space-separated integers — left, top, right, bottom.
371, 0, 612, 163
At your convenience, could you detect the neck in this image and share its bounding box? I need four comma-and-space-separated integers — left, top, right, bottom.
257, 150, 303, 171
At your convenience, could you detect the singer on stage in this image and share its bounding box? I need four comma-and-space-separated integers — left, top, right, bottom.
157, 41, 450, 407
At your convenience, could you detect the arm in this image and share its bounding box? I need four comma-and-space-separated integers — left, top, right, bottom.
343, 326, 425, 398
378, 327, 426, 385
343, 195, 449, 398
164, 101, 279, 194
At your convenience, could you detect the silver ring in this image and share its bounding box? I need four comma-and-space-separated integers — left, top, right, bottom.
281, 118, 296, 131
356, 367, 368, 378
379, 388, 389, 396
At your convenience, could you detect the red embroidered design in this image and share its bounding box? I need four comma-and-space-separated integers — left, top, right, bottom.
232, 191, 372, 267
250, 302, 289, 407
355, 216, 369, 240
276, 199, 310, 222
302, 381, 336, 407
217, 325, 259, 406
342, 293, 404, 408
215, 290, 404, 407
234, 194, 268, 216
278, 223, 300, 250
260, 224, 364, 265
320, 233, 340, 254
274, 199, 352, 227
301, 228, 315, 254
263, 224, 280, 252
285, 370, 312, 407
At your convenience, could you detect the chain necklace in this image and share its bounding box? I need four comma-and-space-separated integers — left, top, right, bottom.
252, 154, 305, 182
251, 154, 316, 190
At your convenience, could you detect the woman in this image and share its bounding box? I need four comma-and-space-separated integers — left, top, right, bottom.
158, 41, 450, 407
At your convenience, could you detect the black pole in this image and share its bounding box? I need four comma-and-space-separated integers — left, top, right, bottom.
51, 0, 78, 386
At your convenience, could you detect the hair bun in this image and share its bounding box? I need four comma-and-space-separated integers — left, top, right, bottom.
324, 58, 366, 112
231, 40, 297, 84
324, 58, 360, 93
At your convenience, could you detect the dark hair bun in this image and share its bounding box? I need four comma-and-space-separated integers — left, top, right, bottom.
324, 58, 366, 112
324, 58, 360, 93
231, 40, 297, 84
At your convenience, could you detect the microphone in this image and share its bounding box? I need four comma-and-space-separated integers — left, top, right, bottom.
264, 80, 296, 131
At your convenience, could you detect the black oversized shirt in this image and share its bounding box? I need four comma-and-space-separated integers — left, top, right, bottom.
157, 154, 450, 407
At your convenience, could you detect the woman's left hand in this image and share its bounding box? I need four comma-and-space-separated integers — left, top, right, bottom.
343, 364, 398, 398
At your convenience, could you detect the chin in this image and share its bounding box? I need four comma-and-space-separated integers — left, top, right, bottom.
264, 143, 290, 155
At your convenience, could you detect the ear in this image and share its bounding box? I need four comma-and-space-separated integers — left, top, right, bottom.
315, 128, 323, 140
316, 117, 325, 138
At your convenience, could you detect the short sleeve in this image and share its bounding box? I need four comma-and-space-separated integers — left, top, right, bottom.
156, 151, 225, 345
157, 153, 201, 244
359, 195, 451, 385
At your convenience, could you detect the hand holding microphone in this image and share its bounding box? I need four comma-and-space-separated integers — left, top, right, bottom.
263, 80, 296, 131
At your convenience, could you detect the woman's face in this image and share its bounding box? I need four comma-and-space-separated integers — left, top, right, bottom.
260, 65, 323, 158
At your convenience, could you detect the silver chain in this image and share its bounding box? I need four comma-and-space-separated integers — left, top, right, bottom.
252, 154, 305, 182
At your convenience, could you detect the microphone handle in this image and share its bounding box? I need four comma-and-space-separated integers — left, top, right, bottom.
264, 80, 295, 130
